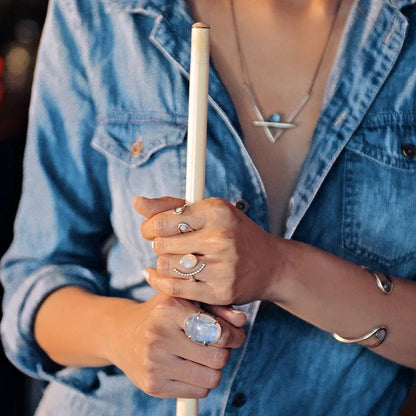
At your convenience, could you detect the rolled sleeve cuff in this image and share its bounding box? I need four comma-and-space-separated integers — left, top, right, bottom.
1, 264, 108, 391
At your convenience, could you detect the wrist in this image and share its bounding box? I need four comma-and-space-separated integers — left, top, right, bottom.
97, 295, 142, 366
265, 237, 303, 305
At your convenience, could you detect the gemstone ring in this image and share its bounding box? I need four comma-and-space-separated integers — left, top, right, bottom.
184, 312, 222, 346
172, 204, 188, 215
179, 254, 198, 269
177, 222, 195, 233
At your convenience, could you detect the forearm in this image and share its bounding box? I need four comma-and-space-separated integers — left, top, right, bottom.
273, 239, 416, 369
34, 286, 137, 367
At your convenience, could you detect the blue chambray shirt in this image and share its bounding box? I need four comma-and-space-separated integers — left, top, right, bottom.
1, 0, 416, 414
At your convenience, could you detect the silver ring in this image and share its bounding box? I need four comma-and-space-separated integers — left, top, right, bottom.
173, 204, 188, 215
184, 312, 222, 346
173, 263, 206, 280
178, 222, 195, 233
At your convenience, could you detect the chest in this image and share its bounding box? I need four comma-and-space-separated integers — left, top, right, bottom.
188, 1, 352, 153
188, 0, 353, 234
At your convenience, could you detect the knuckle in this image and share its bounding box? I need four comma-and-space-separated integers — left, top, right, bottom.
142, 377, 159, 396
210, 348, 230, 369
151, 303, 169, 319
153, 214, 167, 235
152, 238, 166, 255
206, 369, 222, 389
141, 353, 155, 374
164, 280, 183, 298
152, 238, 160, 253
226, 327, 246, 348
198, 389, 210, 398
219, 329, 231, 347
209, 198, 236, 222
152, 237, 169, 256
140, 221, 150, 239
214, 288, 234, 306
142, 328, 160, 350
157, 255, 171, 276
209, 197, 229, 210
213, 229, 237, 252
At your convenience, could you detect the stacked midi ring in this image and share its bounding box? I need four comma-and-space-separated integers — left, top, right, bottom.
178, 222, 195, 233
172, 204, 188, 215
173, 253, 206, 282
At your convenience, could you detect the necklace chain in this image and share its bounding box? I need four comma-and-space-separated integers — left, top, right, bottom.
230, 0, 343, 143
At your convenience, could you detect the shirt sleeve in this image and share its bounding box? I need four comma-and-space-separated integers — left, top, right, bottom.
0, 0, 113, 390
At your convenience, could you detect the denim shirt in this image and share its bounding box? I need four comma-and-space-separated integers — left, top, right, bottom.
2, 0, 416, 414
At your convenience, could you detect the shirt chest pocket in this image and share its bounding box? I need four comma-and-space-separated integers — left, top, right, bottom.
91, 116, 188, 251
92, 116, 187, 167
342, 116, 416, 270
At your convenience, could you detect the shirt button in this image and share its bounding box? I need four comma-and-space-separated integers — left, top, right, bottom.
232, 393, 247, 408
234, 199, 249, 213
131, 140, 143, 156
402, 143, 416, 159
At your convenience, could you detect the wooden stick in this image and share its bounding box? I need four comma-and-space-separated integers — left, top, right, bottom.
176, 22, 210, 416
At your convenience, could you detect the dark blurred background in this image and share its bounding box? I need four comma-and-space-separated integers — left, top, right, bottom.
0, 0, 415, 415
1, 0, 47, 414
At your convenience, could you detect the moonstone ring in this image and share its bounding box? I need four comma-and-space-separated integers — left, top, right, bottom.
179, 253, 198, 269
184, 312, 222, 346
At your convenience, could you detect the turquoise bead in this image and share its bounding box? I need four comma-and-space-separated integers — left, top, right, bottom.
269, 113, 281, 123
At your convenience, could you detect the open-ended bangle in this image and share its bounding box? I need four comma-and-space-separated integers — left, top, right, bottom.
333, 326, 387, 348
361, 266, 393, 294
333, 267, 391, 348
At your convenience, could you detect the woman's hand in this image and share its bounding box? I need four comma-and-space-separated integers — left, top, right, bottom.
106, 292, 246, 398
134, 196, 284, 305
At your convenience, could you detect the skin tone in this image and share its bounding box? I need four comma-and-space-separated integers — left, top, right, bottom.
35, 287, 247, 398
188, 0, 354, 235
34, 0, 416, 404
137, 196, 416, 370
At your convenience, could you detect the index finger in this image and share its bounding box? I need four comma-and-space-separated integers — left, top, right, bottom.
141, 202, 208, 240
133, 195, 184, 219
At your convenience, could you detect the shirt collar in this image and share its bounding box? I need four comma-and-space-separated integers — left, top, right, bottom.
394, 0, 416, 7
104, 0, 416, 11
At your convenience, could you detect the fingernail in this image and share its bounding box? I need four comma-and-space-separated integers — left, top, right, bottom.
228, 307, 246, 316
151, 239, 155, 250
142, 269, 150, 281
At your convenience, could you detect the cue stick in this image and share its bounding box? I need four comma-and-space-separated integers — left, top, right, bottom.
176, 22, 210, 416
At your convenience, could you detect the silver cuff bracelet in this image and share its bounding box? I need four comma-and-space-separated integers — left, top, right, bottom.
333, 326, 387, 349
361, 266, 393, 295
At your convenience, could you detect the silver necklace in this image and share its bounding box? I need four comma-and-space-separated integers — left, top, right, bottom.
230, 0, 343, 143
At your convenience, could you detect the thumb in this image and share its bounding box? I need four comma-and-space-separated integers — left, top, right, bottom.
133, 196, 185, 219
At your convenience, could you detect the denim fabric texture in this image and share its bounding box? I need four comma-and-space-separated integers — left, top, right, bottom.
1, 0, 416, 414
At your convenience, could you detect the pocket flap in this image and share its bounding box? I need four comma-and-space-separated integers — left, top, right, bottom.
92, 117, 187, 167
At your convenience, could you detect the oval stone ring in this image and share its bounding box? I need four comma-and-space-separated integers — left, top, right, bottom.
184, 312, 222, 346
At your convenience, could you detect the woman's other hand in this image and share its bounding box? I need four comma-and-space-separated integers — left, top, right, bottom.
107, 292, 246, 398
